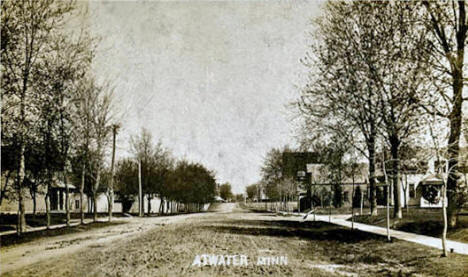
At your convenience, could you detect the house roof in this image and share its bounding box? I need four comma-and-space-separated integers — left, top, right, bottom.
283, 152, 321, 179
419, 173, 445, 185
306, 162, 369, 185
51, 178, 76, 190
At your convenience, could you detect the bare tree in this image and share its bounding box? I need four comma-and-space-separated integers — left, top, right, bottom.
358, 2, 431, 219
299, 1, 440, 219
1, 0, 80, 234
73, 77, 96, 224
420, 1, 468, 228
131, 128, 154, 215
298, 1, 382, 215
90, 80, 114, 222
107, 124, 120, 222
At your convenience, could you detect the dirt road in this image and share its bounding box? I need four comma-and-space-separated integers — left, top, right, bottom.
2, 203, 467, 277
0, 212, 209, 274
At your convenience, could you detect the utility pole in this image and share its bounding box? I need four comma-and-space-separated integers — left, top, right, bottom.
108, 124, 119, 222
138, 159, 143, 217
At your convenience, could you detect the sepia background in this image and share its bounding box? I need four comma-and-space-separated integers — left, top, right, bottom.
89, 0, 322, 193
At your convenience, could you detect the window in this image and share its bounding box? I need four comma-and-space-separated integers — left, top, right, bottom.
409, 184, 415, 198
75, 200, 80, 209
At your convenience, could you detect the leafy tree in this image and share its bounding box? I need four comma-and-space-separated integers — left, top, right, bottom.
166, 160, 216, 211
245, 184, 258, 200
235, 194, 244, 202
219, 183, 233, 201
115, 158, 139, 213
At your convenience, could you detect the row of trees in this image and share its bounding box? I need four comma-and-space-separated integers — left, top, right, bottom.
1, 0, 118, 234
296, 1, 468, 226
116, 128, 217, 214
1, 1, 218, 234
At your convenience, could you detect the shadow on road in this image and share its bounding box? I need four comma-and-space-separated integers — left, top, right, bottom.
1, 221, 125, 247
202, 219, 384, 243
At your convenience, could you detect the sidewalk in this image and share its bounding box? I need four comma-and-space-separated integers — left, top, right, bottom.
298, 213, 468, 255
0, 217, 112, 236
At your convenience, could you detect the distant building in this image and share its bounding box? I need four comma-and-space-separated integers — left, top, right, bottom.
286, 151, 468, 212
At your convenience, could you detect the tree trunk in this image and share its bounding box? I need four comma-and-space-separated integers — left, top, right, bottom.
159, 197, 164, 215
386, 183, 391, 241
147, 194, 151, 215
351, 175, 355, 229
17, 144, 27, 235
360, 189, 363, 215
368, 138, 378, 216
32, 190, 36, 216
382, 156, 391, 242
390, 137, 402, 219
446, 88, 463, 227
64, 169, 70, 226
138, 161, 142, 217
445, 36, 464, 227
45, 189, 51, 229
109, 125, 117, 222
0, 171, 11, 206
80, 164, 85, 224
107, 191, 113, 221
88, 195, 93, 214
93, 167, 101, 222
442, 180, 448, 257
93, 192, 98, 222
405, 174, 409, 213
424, 1, 466, 229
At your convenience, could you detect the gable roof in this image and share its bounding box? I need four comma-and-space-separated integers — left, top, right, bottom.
282, 152, 321, 179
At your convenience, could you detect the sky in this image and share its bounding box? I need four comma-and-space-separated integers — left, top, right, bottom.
88, 0, 323, 193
